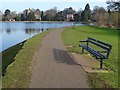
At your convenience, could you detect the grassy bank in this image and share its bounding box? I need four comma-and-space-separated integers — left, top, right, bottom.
2, 30, 51, 88
2, 41, 26, 76
62, 26, 119, 88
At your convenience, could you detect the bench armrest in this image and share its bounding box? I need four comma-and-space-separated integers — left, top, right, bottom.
79, 40, 88, 42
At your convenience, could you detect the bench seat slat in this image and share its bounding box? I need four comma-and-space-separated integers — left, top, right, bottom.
80, 44, 107, 59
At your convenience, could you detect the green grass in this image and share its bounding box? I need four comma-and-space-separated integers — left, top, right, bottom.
62, 26, 119, 88
2, 41, 26, 76
2, 30, 51, 88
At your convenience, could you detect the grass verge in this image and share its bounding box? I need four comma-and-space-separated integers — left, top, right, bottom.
62, 26, 119, 88
2, 41, 26, 76
2, 30, 51, 88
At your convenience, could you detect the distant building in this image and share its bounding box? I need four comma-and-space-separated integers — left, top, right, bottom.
34, 14, 41, 21
9, 19, 15, 21
67, 14, 74, 21
34, 9, 41, 21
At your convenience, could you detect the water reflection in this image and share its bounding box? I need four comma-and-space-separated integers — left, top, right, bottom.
25, 28, 44, 34
6, 28, 11, 34
4, 28, 45, 35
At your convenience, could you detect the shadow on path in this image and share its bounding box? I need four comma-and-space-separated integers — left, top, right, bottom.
53, 48, 78, 65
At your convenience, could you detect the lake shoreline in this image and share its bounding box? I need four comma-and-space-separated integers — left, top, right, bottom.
2, 21, 83, 52
0, 21, 76, 23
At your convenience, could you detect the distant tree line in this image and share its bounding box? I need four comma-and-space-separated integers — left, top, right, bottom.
0, 4, 91, 22
91, 1, 120, 29
0, 2, 119, 29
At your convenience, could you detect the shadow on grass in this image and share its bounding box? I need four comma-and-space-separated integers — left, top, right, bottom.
2, 40, 26, 76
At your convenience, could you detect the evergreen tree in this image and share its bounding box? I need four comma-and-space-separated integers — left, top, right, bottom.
41, 11, 44, 21
81, 11, 86, 21
21, 14, 26, 21
4, 9, 11, 21
81, 3, 91, 22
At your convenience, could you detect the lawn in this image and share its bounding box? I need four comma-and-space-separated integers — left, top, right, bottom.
62, 26, 119, 88
2, 30, 51, 88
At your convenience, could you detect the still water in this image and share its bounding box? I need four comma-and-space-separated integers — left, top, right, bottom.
0, 22, 83, 52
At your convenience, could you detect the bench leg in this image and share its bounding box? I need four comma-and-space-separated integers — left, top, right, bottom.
82, 48, 84, 53
100, 59, 103, 69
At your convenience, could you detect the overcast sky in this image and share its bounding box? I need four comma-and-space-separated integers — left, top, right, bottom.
0, 0, 109, 13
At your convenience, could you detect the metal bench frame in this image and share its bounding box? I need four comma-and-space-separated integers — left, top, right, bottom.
79, 37, 112, 69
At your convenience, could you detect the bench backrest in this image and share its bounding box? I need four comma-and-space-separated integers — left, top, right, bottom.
87, 37, 112, 56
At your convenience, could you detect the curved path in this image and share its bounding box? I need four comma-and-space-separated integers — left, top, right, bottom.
29, 28, 89, 88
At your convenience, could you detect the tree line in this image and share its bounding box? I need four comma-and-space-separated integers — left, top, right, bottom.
0, 2, 119, 29
0, 5, 90, 22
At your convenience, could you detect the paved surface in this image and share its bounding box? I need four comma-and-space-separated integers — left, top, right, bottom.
71, 53, 109, 73
29, 28, 89, 88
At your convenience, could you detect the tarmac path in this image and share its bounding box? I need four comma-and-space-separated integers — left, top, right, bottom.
29, 28, 89, 88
